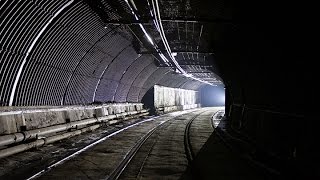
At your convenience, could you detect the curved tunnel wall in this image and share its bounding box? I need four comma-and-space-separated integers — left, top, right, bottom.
0, 0, 204, 106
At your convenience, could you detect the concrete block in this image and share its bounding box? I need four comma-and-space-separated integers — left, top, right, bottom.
64, 110, 82, 122
114, 106, 121, 114
103, 107, 109, 116
129, 105, 134, 111
125, 106, 130, 112
24, 111, 65, 130
0, 114, 19, 134
0, 103, 146, 135
95, 108, 108, 117
135, 105, 142, 111
107, 107, 113, 115
23, 112, 44, 130
83, 108, 94, 119
121, 106, 126, 113
47, 111, 65, 125
15, 114, 26, 132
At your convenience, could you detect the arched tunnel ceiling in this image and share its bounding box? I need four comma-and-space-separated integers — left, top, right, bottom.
0, 0, 304, 114
0, 0, 223, 106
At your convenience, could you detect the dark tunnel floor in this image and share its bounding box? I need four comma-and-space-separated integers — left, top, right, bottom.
190, 131, 277, 180
0, 107, 280, 180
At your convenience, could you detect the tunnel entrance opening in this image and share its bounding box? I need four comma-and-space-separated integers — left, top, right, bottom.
200, 84, 225, 108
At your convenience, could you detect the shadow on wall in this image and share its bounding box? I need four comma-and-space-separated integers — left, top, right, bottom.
200, 85, 225, 107
141, 87, 155, 114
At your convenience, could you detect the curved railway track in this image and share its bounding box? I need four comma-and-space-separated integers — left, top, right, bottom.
20, 108, 222, 180
107, 119, 166, 180
115, 109, 217, 180
108, 110, 209, 180
184, 110, 208, 163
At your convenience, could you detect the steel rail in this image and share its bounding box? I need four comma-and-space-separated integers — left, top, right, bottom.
184, 110, 208, 162
108, 109, 202, 179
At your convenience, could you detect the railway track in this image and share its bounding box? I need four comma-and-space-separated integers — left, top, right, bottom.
109, 110, 208, 179
107, 118, 167, 180
21, 108, 222, 180
184, 110, 208, 163
117, 108, 220, 180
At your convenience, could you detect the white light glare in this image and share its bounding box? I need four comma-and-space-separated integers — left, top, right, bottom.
138, 24, 154, 45
159, 53, 169, 62
182, 73, 192, 77
124, 0, 154, 46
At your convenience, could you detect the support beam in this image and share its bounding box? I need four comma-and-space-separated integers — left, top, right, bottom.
104, 18, 233, 25
161, 17, 233, 24
139, 50, 214, 54
158, 64, 212, 68
104, 20, 151, 25
186, 71, 213, 73
180, 65, 212, 67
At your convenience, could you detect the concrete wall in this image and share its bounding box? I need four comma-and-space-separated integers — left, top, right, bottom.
153, 85, 200, 113
0, 103, 144, 135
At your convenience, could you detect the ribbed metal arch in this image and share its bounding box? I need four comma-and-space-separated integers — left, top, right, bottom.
12, 1, 75, 106
93, 45, 131, 103
62, 26, 122, 105
95, 47, 139, 102
180, 80, 204, 90
174, 78, 191, 89
0, 0, 208, 106
0, 0, 59, 106
9, 1, 136, 106
157, 72, 189, 88
118, 55, 153, 85
10, 1, 77, 106
172, 76, 190, 88
126, 63, 159, 102
14, 1, 102, 106
138, 68, 172, 101
114, 55, 154, 102
101, 47, 138, 82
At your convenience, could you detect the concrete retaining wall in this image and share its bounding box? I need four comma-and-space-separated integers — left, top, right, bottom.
162, 104, 201, 113
153, 85, 200, 114
0, 103, 144, 135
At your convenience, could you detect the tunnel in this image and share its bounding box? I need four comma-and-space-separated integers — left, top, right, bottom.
0, 0, 310, 179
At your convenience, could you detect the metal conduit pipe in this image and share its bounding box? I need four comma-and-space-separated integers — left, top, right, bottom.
0, 110, 148, 147
0, 134, 25, 148
0, 118, 99, 147
0, 124, 101, 159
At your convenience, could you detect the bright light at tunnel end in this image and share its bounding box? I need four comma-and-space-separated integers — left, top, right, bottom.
201, 84, 225, 107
